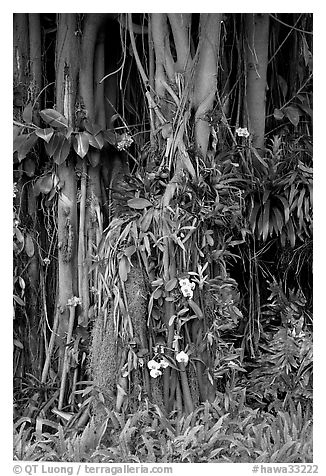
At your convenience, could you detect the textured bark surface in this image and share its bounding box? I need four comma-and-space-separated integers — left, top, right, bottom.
55, 14, 79, 342
245, 13, 270, 152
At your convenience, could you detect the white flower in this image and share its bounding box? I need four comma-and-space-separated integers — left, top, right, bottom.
235, 127, 249, 138
179, 278, 190, 287
150, 368, 162, 378
67, 296, 82, 307
176, 351, 189, 364
117, 133, 133, 151
147, 359, 161, 370
182, 286, 193, 298
179, 278, 196, 298
158, 359, 169, 369
43, 257, 51, 266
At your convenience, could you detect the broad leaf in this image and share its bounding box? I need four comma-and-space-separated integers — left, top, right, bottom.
35, 127, 54, 143
24, 233, 35, 257
188, 299, 203, 319
13, 295, 25, 307
73, 132, 89, 159
53, 135, 71, 165
283, 106, 300, 127
13, 134, 29, 153
39, 108, 68, 128
127, 198, 153, 209
34, 174, 53, 196
13, 125, 22, 142
103, 130, 116, 145
17, 133, 38, 162
22, 102, 33, 123
119, 255, 130, 282
88, 150, 101, 167
165, 278, 178, 292
124, 245, 136, 258
84, 121, 102, 136
273, 108, 284, 120
87, 132, 105, 149
23, 157, 35, 177
45, 132, 62, 158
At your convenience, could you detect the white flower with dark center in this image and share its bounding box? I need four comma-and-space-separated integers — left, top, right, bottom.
147, 359, 161, 370
176, 351, 189, 364
158, 359, 169, 369
150, 368, 162, 378
235, 127, 249, 138
179, 278, 195, 298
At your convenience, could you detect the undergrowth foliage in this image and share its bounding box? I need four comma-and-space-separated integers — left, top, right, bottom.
14, 399, 312, 463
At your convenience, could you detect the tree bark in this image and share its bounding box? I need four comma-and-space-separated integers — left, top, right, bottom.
193, 13, 221, 158
55, 14, 79, 342
245, 13, 270, 153
28, 14, 42, 123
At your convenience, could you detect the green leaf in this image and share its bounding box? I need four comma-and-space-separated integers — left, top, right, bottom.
103, 130, 116, 145
140, 209, 153, 232
249, 203, 261, 234
262, 189, 271, 204
275, 195, 290, 224
53, 135, 71, 165
124, 245, 136, 258
277, 75, 288, 100
13, 295, 25, 306
262, 200, 270, 242
85, 131, 105, 150
13, 125, 22, 142
34, 174, 53, 196
88, 150, 101, 167
15, 133, 38, 162
39, 108, 68, 128
44, 132, 61, 158
84, 121, 102, 136
118, 256, 130, 282
22, 102, 33, 123
296, 187, 306, 219
273, 108, 284, 120
283, 106, 301, 127
24, 233, 35, 257
35, 127, 54, 143
165, 278, 178, 292
23, 157, 36, 177
272, 207, 284, 234
73, 132, 90, 159
13, 134, 28, 153
286, 219, 296, 248
127, 198, 153, 209
188, 299, 203, 319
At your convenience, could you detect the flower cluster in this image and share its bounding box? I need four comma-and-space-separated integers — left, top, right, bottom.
67, 296, 82, 307
179, 277, 195, 299
147, 358, 169, 378
117, 133, 133, 151
235, 127, 249, 138
13, 182, 18, 199
147, 350, 189, 378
